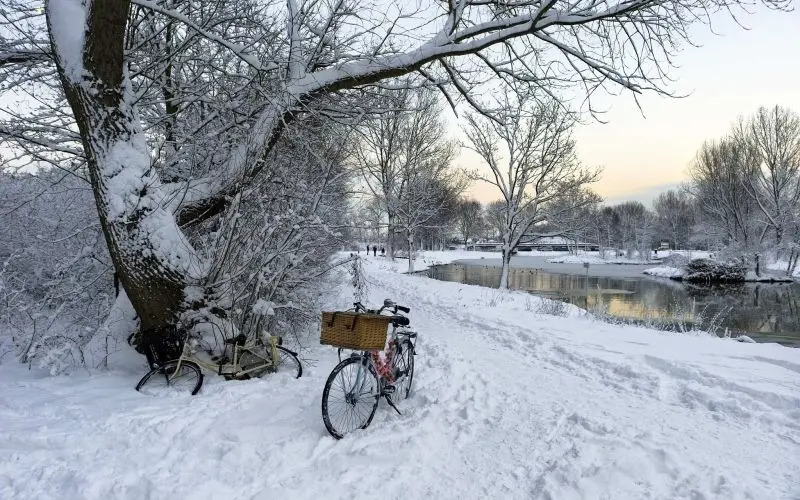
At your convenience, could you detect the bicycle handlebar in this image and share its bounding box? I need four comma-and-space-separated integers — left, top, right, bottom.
351, 301, 411, 315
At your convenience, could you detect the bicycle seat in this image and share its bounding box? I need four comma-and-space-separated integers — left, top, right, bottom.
391, 315, 409, 327
224, 334, 247, 346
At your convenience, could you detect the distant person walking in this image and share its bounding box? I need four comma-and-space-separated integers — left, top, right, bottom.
373, 245, 377, 256
381, 247, 385, 256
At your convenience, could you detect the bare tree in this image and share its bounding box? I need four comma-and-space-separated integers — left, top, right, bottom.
591, 206, 621, 257
455, 199, 484, 247
396, 165, 462, 272
540, 186, 602, 253
464, 95, 598, 288
734, 106, 800, 247
688, 106, 800, 273
689, 138, 762, 251
354, 88, 457, 265
484, 200, 507, 242
653, 189, 695, 249
0, 0, 789, 339
614, 201, 656, 259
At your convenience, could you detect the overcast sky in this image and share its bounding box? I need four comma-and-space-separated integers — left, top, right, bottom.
458, 5, 800, 207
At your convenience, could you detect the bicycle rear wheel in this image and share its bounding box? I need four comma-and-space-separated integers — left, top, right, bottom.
392, 340, 415, 401
239, 345, 302, 379
322, 356, 380, 439
135, 360, 203, 396
275, 346, 303, 378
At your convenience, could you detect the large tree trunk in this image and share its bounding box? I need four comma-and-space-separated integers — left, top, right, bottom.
47, 0, 197, 332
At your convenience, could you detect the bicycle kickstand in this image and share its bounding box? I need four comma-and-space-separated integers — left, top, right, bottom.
384, 394, 402, 416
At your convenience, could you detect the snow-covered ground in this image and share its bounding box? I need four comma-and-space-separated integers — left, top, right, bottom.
368, 249, 504, 273
548, 254, 650, 265
1, 256, 799, 500
643, 266, 686, 279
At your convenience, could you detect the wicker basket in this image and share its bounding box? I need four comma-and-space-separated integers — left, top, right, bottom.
320, 311, 391, 351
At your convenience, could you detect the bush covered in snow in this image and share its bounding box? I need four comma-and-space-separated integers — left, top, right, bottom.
0, 172, 114, 373
684, 258, 746, 283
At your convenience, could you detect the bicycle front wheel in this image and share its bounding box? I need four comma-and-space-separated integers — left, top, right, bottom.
322, 356, 380, 439
135, 360, 203, 396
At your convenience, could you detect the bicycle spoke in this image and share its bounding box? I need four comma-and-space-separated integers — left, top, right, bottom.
322, 357, 380, 438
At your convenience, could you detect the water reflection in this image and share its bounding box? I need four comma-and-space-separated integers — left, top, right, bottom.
427, 263, 800, 345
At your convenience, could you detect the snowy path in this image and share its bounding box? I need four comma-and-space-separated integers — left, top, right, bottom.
1, 263, 799, 499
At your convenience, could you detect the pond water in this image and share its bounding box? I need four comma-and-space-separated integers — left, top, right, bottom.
427, 261, 800, 346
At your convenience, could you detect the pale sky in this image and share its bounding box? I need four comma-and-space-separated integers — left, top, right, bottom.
457, 6, 800, 206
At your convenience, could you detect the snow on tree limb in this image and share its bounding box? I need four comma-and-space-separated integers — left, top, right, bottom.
46, 0, 87, 83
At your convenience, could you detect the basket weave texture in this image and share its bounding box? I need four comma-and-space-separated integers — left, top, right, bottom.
320, 312, 390, 350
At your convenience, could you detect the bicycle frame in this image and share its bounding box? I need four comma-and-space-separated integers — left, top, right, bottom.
175, 334, 282, 378
345, 321, 413, 402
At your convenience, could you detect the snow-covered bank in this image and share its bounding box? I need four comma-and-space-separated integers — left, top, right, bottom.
643, 266, 686, 279
1, 259, 799, 500
643, 265, 795, 283
548, 254, 651, 265
364, 249, 504, 273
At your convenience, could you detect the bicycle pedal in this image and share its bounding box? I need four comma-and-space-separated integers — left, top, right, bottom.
382, 384, 396, 395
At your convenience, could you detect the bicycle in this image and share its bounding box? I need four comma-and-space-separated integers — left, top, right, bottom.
321, 299, 417, 439
135, 325, 302, 396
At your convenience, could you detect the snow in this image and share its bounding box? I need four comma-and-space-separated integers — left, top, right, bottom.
1, 258, 799, 499
47, 0, 88, 83
365, 249, 505, 273
98, 131, 204, 280
643, 266, 686, 279
548, 254, 645, 265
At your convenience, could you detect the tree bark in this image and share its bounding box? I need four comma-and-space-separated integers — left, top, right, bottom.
386, 213, 395, 260
407, 231, 414, 273
499, 247, 512, 289
47, 0, 193, 332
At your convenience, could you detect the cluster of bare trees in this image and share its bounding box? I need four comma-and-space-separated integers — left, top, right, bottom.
590, 191, 695, 259
0, 0, 791, 368
353, 88, 463, 272
689, 105, 800, 274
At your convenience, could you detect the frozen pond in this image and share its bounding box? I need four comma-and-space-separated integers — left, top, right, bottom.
427, 258, 800, 346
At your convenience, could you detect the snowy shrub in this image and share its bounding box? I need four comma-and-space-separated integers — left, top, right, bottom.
348, 255, 368, 303
184, 120, 352, 350
685, 259, 746, 283
0, 171, 114, 373
534, 298, 568, 317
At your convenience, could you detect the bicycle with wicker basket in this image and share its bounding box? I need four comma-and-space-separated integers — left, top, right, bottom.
134, 324, 302, 396
320, 299, 417, 439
